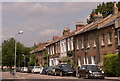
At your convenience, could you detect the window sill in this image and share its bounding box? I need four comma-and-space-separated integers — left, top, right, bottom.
93, 45, 96, 48
108, 43, 112, 46
81, 47, 84, 50
101, 44, 105, 47
87, 46, 90, 49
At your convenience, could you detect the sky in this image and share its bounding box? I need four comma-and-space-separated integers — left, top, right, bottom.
1, 1, 119, 47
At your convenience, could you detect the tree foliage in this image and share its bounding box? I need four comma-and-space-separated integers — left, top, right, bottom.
2, 38, 32, 68
87, 2, 120, 24
43, 49, 49, 67
28, 54, 35, 66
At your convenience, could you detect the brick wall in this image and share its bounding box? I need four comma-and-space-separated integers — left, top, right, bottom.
98, 25, 116, 64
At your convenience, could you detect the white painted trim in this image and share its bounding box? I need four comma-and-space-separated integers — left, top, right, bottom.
76, 38, 79, 50
118, 29, 120, 45
108, 32, 112, 45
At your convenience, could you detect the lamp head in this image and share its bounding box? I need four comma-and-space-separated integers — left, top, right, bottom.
17, 31, 23, 34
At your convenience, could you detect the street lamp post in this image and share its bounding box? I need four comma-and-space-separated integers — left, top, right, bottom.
14, 31, 23, 75
22, 54, 25, 67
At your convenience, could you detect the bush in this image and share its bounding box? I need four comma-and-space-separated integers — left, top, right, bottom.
67, 51, 74, 57
104, 54, 120, 76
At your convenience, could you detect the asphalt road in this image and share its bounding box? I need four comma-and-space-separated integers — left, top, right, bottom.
1, 72, 119, 81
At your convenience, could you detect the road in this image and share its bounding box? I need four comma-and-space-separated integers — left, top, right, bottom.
1, 72, 119, 81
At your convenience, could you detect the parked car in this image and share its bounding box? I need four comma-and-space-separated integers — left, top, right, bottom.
39, 67, 43, 74
56, 64, 76, 76
20, 67, 28, 73
28, 66, 34, 73
41, 66, 53, 75
16, 67, 21, 72
46, 66, 60, 75
77, 64, 104, 79
46, 66, 53, 75
40, 66, 49, 75
31, 66, 41, 73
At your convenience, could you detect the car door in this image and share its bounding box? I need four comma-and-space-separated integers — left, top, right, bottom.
79, 65, 87, 77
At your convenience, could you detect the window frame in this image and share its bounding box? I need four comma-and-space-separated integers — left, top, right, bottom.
101, 34, 105, 46
108, 32, 112, 45
76, 38, 79, 50
81, 37, 84, 49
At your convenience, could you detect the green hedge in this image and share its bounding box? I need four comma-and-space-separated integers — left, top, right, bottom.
104, 54, 120, 76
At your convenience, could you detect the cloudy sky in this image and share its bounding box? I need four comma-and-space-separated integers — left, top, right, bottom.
1, 2, 108, 47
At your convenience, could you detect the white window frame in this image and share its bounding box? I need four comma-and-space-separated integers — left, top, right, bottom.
71, 37, 74, 50
47, 47, 50, 54
91, 56, 95, 64
84, 57, 88, 64
108, 32, 112, 45
50, 47, 52, 55
118, 29, 120, 45
56, 43, 58, 53
84, 57, 86, 64
101, 34, 105, 46
68, 38, 70, 51
86, 57, 89, 64
87, 37, 90, 48
81, 37, 84, 49
64, 41, 66, 52
76, 38, 79, 50
93, 40, 96, 48
53, 46, 55, 54
78, 58, 81, 67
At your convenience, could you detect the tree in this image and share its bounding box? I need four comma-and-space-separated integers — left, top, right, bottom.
43, 49, 49, 67
87, 2, 120, 24
2, 38, 32, 69
28, 54, 35, 66
2, 38, 15, 69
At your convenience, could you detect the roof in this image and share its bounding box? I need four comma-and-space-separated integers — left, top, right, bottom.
75, 22, 97, 35
30, 44, 47, 54
45, 25, 87, 46
75, 12, 120, 36
31, 12, 120, 54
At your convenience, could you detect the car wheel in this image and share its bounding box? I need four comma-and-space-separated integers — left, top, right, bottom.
77, 73, 81, 78
47, 72, 49, 75
85, 74, 89, 79
60, 71, 63, 76
54, 72, 57, 76
101, 77, 105, 79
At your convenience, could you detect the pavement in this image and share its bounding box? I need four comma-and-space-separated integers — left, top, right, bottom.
1, 72, 120, 81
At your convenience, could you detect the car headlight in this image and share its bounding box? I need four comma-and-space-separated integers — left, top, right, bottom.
89, 70, 92, 73
102, 71, 104, 74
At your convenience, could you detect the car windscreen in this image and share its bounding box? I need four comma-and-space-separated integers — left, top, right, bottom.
61, 64, 72, 68
81, 65, 100, 71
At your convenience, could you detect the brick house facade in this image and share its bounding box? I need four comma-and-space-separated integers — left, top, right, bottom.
30, 2, 120, 68
74, 2, 120, 67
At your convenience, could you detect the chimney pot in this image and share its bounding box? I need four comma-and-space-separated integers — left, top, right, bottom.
113, 2, 118, 14
114, 2, 117, 7
53, 36, 59, 40
63, 27, 70, 36
76, 22, 84, 30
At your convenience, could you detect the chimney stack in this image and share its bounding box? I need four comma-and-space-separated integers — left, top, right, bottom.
113, 2, 118, 14
76, 22, 84, 30
53, 36, 59, 40
93, 12, 103, 22
63, 27, 70, 36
